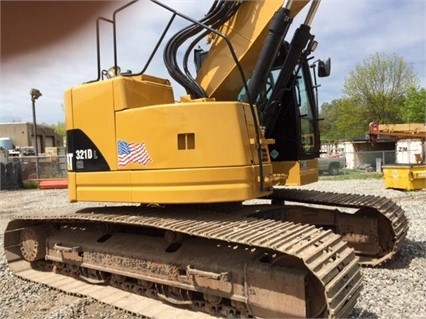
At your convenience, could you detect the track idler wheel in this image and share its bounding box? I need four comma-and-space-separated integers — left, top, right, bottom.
20, 225, 53, 262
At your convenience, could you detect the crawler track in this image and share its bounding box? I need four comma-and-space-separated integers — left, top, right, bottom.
4, 204, 362, 318
269, 189, 409, 266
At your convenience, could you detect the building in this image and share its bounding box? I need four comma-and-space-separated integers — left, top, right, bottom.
0, 122, 63, 154
321, 137, 396, 170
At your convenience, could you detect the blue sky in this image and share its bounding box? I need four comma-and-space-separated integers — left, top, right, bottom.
1, 0, 425, 125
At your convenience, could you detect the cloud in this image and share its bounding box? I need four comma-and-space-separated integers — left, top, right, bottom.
309, 0, 426, 105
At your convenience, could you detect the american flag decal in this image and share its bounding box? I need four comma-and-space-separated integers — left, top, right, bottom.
117, 140, 152, 167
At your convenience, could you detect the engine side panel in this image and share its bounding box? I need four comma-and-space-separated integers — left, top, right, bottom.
66, 75, 276, 204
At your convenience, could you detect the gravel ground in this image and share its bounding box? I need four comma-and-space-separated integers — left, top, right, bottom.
0, 179, 425, 319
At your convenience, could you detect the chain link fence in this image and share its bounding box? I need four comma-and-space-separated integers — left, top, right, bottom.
0, 161, 23, 189
14, 155, 68, 179
345, 150, 396, 172
0, 155, 67, 189
344, 149, 424, 172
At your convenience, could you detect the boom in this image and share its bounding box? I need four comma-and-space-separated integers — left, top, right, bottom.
195, 0, 311, 101
369, 122, 426, 141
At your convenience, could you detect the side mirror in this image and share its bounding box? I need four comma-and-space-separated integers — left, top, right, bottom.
318, 58, 331, 77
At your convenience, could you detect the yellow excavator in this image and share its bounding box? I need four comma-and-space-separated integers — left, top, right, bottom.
5, 1, 408, 318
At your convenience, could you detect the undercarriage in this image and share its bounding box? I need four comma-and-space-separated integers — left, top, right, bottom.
268, 188, 409, 266
4, 189, 408, 318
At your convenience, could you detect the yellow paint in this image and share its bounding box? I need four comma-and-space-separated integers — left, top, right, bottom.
196, 0, 310, 101
65, 0, 317, 204
72, 166, 274, 204
383, 165, 426, 190
273, 159, 319, 186
66, 76, 280, 204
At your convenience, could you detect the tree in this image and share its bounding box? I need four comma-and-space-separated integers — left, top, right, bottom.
402, 86, 426, 123
49, 122, 66, 144
319, 99, 368, 142
333, 99, 368, 140
319, 100, 340, 142
48, 104, 66, 144
343, 52, 419, 124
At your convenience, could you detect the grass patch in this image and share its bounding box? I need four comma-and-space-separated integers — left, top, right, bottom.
320, 169, 383, 181
22, 180, 39, 189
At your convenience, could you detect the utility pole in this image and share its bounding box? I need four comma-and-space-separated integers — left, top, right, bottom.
30, 88, 42, 179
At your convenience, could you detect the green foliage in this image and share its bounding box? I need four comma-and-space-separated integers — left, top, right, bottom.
320, 99, 369, 141
402, 87, 426, 123
343, 52, 418, 123
50, 122, 65, 136
319, 100, 339, 142
49, 122, 66, 144
320, 53, 423, 141
333, 99, 368, 140
22, 180, 39, 189
320, 169, 383, 180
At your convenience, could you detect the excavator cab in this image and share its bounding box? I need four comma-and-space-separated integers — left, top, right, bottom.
257, 56, 324, 161
246, 46, 331, 185
231, 53, 329, 185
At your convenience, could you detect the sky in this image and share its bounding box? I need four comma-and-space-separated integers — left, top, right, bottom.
1, 0, 425, 125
